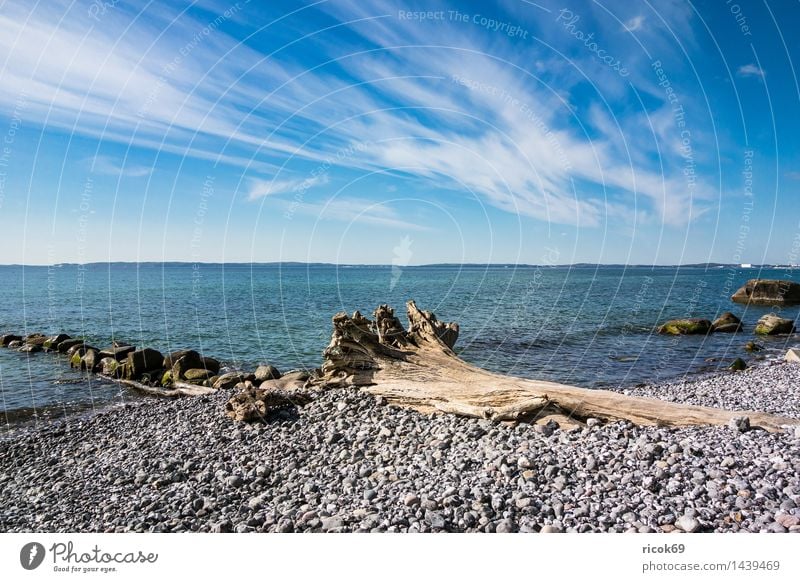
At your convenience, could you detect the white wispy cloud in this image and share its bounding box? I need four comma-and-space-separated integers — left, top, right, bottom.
289, 197, 429, 231
738, 64, 766, 78
90, 155, 152, 177
246, 174, 329, 201
0, 0, 717, 231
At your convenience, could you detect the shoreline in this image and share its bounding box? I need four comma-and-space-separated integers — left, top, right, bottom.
2, 362, 799, 533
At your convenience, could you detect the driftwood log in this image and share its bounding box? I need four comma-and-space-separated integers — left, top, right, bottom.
314, 300, 799, 432
103, 376, 216, 397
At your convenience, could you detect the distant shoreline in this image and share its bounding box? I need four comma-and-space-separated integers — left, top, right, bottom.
0, 262, 795, 269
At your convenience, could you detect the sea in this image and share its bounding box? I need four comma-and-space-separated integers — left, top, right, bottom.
1, 263, 799, 428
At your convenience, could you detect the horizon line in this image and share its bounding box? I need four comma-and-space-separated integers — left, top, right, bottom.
0, 261, 793, 269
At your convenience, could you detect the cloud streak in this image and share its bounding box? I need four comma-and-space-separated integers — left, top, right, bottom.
246, 174, 329, 201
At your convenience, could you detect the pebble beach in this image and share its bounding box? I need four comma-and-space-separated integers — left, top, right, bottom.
2, 361, 800, 533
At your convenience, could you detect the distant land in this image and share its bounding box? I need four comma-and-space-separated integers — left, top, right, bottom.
0, 261, 797, 270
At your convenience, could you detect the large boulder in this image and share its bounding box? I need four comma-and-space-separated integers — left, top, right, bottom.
183, 368, 215, 383
7, 340, 23, 348
43, 333, 71, 351
1, 334, 22, 346
657, 318, 712, 335
79, 349, 101, 372
255, 364, 281, 382
163, 349, 203, 369
124, 348, 164, 380
57, 338, 85, 354
66, 342, 92, 357
200, 356, 220, 374
213, 371, 253, 390
99, 357, 122, 377
18, 344, 42, 353
24, 334, 48, 346
711, 312, 742, 333
732, 279, 800, 305
99, 345, 135, 361
755, 314, 796, 335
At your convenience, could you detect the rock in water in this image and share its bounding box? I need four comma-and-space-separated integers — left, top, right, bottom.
24, 334, 48, 346
43, 333, 71, 351
745, 341, 763, 352
99, 357, 122, 377
98, 345, 135, 361
255, 364, 281, 382
18, 344, 42, 353
754, 314, 796, 335
657, 318, 712, 335
711, 312, 742, 333
732, 279, 800, 305
163, 349, 202, 369
729, 358, 747, 371
57, 338, 84, 353
80, 349, 101, 372
124, 348, 164, 380
0, 334, 22, 346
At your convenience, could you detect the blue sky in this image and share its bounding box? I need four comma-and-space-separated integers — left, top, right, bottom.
0, 0, 798, 265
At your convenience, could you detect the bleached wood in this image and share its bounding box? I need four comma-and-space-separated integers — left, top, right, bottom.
315, 301, 799, 432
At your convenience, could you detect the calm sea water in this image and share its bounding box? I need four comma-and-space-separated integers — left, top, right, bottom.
1, 263, 799, 427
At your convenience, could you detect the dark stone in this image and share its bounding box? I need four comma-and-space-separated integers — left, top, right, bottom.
98, 345, 136, 361
163, 349, 202, 369
744, 341, 763, 352
732, 279, 800, 305
66, 342, 93, 357
57, 338, 85, 354
124, 348, 164, 380
200, 356, 220, 374
43, 333, 71, 351
728, 416, 750, 432
7, 340, 23, 348
711, 312, 742, 333
729, 358, 747, 371
1, 334, 22, 346
19, 344, 42, 353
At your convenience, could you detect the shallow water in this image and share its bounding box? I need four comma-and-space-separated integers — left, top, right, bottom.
1, 263, 798, 426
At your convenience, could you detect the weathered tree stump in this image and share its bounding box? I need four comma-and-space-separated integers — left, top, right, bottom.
313, 300, 799, 432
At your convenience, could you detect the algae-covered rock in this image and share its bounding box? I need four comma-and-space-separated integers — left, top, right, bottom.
754, 314, 795, 335
657, 318, 712, 335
